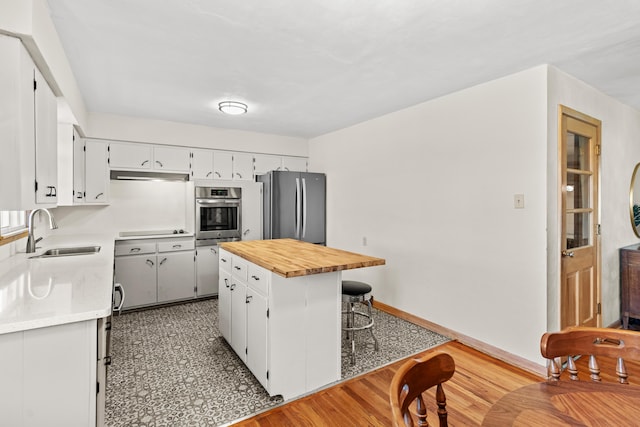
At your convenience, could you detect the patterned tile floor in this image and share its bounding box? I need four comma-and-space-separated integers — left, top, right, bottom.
105, 298, 449, 426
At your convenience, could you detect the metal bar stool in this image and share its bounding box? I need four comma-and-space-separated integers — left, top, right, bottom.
342, 280, 379, 365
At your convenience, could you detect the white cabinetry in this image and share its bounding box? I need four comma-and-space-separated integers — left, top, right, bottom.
0, 35, 57, 210
196, 244, 220, 296
115, 237, 195, 310
241, 182, 263, 241
213, 151, 233, 180
109, 142, 190, 172
58, 133, 109, 205
84, 140, 110, 203
233, 152, 254, 181
254, 154, 308, 176
191, 149, 214, 180
219, 249, 339, 399
0, 319, 98, 427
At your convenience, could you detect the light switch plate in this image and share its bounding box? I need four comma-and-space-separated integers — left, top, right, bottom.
514, 194, 525, 209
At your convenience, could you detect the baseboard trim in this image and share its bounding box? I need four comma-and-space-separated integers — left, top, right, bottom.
373, 300, 546, 378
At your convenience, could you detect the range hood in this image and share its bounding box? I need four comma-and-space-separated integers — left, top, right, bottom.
110, 170, 190, 182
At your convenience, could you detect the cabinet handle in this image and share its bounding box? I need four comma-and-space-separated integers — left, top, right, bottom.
230, 283, 236, 291
141, 160, 149, 166
211, 247, 217, 254
251, 275, 259, 281
146, 259, 154, 267
224, 278, 230, 288
234, 266, 241, 270
46, 186, 53, 197
159, 257, 168, 265
215, 171, 222, 178
113, 283, 125, 313
243, 229, 250, 236
246, 295, 253, 303
155, 160, 164, 168
235, 172, 243, 179
221, 258, 227, 263
76, 193, 84, 199
95, 192, 104, 200
130, 247, 141, 253
172, 244, 182, 249
51, 186, 57, 197
284, 167, 290, 171
206, 171, 212, 177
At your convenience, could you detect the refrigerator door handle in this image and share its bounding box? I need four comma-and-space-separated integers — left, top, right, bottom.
302, 177, 307, 239
295, 177, 301, 239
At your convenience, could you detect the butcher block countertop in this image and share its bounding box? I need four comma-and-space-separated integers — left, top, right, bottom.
220, 239, 386, 278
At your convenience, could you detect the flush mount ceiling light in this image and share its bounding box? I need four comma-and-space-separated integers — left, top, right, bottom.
218, 101, 248, 115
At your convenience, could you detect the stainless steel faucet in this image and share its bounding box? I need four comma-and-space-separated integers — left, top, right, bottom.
26, 208, 58, 253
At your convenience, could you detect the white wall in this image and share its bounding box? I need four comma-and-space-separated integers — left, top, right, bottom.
546, 67, 640, 330
310, 66, 549, 363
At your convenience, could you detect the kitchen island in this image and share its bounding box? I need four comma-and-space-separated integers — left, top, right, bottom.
219, 238, 385, 400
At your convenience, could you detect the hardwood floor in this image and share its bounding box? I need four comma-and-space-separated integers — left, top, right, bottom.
231, 338, 640, 427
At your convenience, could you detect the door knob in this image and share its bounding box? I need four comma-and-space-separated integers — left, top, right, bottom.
562, 250, 574, 258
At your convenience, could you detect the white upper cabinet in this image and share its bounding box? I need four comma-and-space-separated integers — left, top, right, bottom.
109, 142, 152, 169
282, 156, 307, 172
84, 139, 109, 204
0, 34, 57, 210
34, 67, 58, 204
191, 149, 214, 180
213, 151, 233, 180
233, 153, 254, 181
153, 145, 190, 172
253, 154, 283, 176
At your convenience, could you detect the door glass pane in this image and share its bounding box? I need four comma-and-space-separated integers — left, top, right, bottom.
566, 212, 591, 249
567, 132, 591, 170
566, 173, 591, 209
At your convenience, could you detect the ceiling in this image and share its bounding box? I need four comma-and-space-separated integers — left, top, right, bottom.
46, 0, 640, 139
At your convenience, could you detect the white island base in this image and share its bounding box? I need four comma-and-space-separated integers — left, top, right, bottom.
219, 249, 341, 400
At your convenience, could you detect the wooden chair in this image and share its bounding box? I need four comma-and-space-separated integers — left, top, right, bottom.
540, 326, 640, 384
389, 352, 455, 427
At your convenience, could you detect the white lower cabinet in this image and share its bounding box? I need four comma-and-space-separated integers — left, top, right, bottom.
219, 249, 340, 399
115, 238, 195, 310
195, 244, 220, 296
0, 319, 99, 427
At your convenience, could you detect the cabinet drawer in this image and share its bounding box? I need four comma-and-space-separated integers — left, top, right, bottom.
231, 256, 248, 281
248, 264, 269, 296
219, 249, 232, 273
158, 239, 195, 252
115, 241, 156, 256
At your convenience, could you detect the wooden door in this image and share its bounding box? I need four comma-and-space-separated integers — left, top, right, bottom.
560, 106, 601, 329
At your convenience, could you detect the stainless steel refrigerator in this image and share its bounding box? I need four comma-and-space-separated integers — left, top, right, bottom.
257, 171, 326, 245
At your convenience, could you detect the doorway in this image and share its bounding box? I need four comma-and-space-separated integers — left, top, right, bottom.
559, 106, 601, 329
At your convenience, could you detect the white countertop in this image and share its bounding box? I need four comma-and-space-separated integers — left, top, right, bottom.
0, 233, 115, 335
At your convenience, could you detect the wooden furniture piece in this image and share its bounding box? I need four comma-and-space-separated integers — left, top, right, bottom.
389, 352, 455, 427
219, 239, 385, 400
620, 244, 640, 329
481, 380, 640, 426
342, 280, 378, 365
540, 326, 640, 383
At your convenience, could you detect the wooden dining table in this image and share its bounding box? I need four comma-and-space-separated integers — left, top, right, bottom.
481, 380, 640, 426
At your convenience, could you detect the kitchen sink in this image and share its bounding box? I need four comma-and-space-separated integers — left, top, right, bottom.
30, 246, 101, 258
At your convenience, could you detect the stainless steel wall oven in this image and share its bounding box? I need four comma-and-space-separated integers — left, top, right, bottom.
195, 186, 242, 241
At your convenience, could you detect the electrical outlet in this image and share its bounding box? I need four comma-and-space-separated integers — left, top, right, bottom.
514, 194, 525, 209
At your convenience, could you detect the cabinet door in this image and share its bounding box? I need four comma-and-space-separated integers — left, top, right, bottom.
34, 67, 58, 204
219, 270, 232, 342
153, 145, 190, 172
253, 154, 282, 176
84, 140, 109, 204
73, 131, 85, 204
191, 149, 214, 180
157, 251, 195, 303
231, 279, 247, 362
213, 151, 233, 180
241, 182, 262, 241
246, 288, 268, 388
282, 156, 307, 172
233, 153, 254, 181
109, 142, 152, 169
196, 245, 219, 296
115, 255, 157, 309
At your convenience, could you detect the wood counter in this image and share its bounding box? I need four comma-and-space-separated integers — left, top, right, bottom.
220, 238, 385, 278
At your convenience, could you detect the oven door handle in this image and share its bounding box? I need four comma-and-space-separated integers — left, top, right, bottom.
113, 283, 125, 313
196, 200, 239, 205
